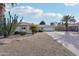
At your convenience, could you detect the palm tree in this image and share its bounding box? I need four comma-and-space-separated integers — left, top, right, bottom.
0, 3, 5, 24
62, 15, 75, 31
69, 16, 76, 24
0, 3, 16, 24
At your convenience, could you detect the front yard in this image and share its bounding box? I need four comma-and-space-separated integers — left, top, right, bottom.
0, 33, 74, 56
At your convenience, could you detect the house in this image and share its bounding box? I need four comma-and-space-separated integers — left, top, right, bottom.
38, 25, 55, 32
16, 22, 55, 33
68, 23, 79, 32
55, 22, 79, 32
16, 22, 32, 33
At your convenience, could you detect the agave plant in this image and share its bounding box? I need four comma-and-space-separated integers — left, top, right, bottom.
0, 11, 23, 38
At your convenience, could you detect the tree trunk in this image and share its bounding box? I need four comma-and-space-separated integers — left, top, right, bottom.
0, 3, 5, 25
0, 4, 5, 36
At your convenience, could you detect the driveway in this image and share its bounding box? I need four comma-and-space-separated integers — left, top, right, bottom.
45, 32, 79, 56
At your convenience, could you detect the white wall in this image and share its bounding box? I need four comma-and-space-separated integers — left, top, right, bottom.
42, 25, 55, 32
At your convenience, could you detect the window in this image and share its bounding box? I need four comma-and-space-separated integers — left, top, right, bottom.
22, 27, 26, 29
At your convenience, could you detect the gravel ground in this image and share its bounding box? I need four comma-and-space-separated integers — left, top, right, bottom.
0, 33, 75, 56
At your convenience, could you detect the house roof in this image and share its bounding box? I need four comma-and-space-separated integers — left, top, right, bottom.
19, 22, 32, 26
38, 25, 54, 28
69, 23, 79, 26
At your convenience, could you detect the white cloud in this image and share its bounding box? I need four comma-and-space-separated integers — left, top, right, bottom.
26, 6, 34, 9
45, 13, 56, 17
45, 13, 63, 18
57, 13, 63, 18
12, 6, 63, 19
13, 6, 43, 15
64, 3, 78, 6
33, 9, 43, 14
1, 0, 79, 3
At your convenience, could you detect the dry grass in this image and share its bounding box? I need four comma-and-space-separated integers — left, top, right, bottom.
0, 33, 74, 56
72, 32, 79, 34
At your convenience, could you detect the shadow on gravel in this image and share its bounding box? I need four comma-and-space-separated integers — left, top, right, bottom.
0, 42, 7, 45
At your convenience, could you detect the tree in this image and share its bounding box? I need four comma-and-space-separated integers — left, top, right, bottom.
62, 15, 75, 31
30, 24, 39, 35
50, 22, 54, 26
0, 3, 5, 25
0, 11, 23, 38
57, 22, 62, 25
0, 3, 17, 25
39, 21, 46, 25
0, 3, 5, 13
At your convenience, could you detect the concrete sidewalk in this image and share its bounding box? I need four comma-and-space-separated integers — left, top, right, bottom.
45, 32, 79, 56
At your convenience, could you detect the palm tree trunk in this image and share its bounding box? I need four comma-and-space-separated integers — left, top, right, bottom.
0, 3, 16, 25
65, 21, 68, 32
0, 3, 5, 25
0, 3, 5, 36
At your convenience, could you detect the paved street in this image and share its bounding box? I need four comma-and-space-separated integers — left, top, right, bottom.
46, 32, 79, 56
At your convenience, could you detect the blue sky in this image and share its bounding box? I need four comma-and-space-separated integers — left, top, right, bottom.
5, 3, 79, 25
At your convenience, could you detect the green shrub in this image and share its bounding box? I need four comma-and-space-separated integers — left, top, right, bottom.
20, 32, 26, 36
14, 31, 20, 35
38, 30, 43, 32
30, 24, 39, 34
14, 31, 26, 35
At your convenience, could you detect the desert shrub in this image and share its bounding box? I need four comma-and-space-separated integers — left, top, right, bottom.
30, 24, 39, 34
20, 32, 26, 36
38, 30, 43, 32
14, 31, 20, 35
14, 31, 26, 35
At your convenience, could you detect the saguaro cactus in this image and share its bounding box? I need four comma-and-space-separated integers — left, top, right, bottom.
0, 11, 23, 38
